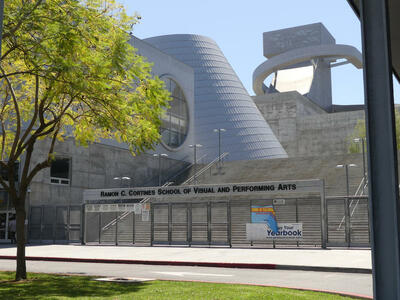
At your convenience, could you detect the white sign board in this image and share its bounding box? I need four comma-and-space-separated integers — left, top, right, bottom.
246, 223, 303, 240
85, 203, 142, 213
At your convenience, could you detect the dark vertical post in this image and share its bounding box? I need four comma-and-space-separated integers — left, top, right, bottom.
150, 205, 154, 246
320, 179, 327, 249
98, 212, 102, 244
207, 202, 211, 246
168, 203, 172, 245
360, 0, 400, 298
345, 165, 351, 247
187, 203, 192, 246
132, 213, 135, 245
227, 201, 231, 248
40, 206, 43, 244
115, 211, 118, 246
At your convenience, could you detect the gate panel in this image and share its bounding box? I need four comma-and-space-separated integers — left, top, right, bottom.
210, 202, 228, 245
100, 212, 116, 244
171, 204, 188, 244
274, 199, 297, 247
191, 203, 208, 244
297, 198, 321, 246
55, 206, 68, 241
231, 200, 250, 246
153, 204, 169, 243
327, 198, 346, 246
41, 206, 55, 242
29, 206, 42, 241
85, 212, 100, 243
69, 206, 81, 242
350, 198, 370, 246
117, 212, 134, 244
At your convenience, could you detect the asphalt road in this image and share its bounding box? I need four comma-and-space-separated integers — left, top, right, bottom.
0, 260, 372, 298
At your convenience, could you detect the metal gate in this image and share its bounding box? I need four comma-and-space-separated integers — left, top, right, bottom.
84, 212, 136, 245
327, 196, 370, 247
151, 201, 231, 246
29, 205, 82, 243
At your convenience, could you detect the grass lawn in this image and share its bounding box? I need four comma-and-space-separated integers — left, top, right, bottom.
0, 271, 357, 299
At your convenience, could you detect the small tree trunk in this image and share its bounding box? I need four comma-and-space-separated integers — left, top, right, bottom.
15, 208, 26, 281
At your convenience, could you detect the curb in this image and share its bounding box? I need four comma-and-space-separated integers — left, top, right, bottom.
0, 255, 372, 274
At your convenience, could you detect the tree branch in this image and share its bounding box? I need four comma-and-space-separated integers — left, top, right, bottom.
26, 126, 60, 185
18, 74, 40, 151
0, 67, 22, 161
3, 0, 44, 40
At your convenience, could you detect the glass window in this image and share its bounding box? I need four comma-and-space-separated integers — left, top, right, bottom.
50, 157, 70, 185
160, 78, 189, 149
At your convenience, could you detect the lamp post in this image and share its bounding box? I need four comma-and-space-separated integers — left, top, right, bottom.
153, 153, 168, 186
336, 163, 357, 247
113, 176, 131, 188
213, 128, 226, 166
188, 144, 202, 184
353, 138, 366, 183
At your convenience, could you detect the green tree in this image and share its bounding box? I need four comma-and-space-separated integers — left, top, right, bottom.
1, 0, 170, 280
349, 109, 400, 153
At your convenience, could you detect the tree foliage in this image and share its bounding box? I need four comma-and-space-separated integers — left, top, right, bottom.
1, 0, 170, 280
348, 109, 400, 153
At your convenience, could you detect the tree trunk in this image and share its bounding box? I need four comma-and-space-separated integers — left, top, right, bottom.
15, 207, 26, 281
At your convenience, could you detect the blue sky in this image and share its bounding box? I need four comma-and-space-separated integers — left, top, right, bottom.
119, 0, 399, 105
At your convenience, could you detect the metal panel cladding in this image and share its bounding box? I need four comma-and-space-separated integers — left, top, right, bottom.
145, 34, 287, 161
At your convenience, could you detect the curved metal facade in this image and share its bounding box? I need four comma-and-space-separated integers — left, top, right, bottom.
145, 34, 287, 161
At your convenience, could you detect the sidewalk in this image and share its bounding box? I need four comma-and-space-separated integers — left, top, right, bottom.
0, 244, 372, 274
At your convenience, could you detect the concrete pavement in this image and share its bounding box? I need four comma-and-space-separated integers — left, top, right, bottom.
0, 244, 371, 273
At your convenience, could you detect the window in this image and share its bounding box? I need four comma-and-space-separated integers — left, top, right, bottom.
160, 78, 189, 149
50, 157, 70, 185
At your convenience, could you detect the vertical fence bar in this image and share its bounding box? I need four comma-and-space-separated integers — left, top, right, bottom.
187, 203, 192, 246
207, 201, 211, 246
115, 211, 118, 246
345, 197, 351, 247
132, 212, 135, 245
150, 205, 154, 246
320, 180, 327, 249
83, 205, 87, 245
40, 205, 44, 244
98, 212, 102, 244
168, 203, 172, 245
228, 201, 232, 248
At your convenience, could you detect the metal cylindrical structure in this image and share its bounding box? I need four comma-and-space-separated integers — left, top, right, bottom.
145, 34, 287, 162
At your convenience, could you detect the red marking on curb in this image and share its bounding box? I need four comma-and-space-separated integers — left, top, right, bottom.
0, 255, 277, 269
0, 256, 371, 273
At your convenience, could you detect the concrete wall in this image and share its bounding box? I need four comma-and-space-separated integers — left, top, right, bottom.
253, 91, 364, 158
28, 139, 188, 206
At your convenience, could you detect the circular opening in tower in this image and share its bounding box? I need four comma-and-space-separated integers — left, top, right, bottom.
160, 77, 189, 150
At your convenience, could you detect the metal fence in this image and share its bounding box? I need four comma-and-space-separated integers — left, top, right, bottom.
151, 201, 231, 246
326, 196, 370, 247
79, 195, 371, 248
29, 205, 82, 243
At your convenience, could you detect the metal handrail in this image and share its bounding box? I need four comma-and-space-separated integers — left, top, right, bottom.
181, 152, 229, 185
101, 152, 228, 231
337, 176, 368, 230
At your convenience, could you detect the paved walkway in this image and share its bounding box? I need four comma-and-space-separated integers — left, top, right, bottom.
0, 244, 371, 273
